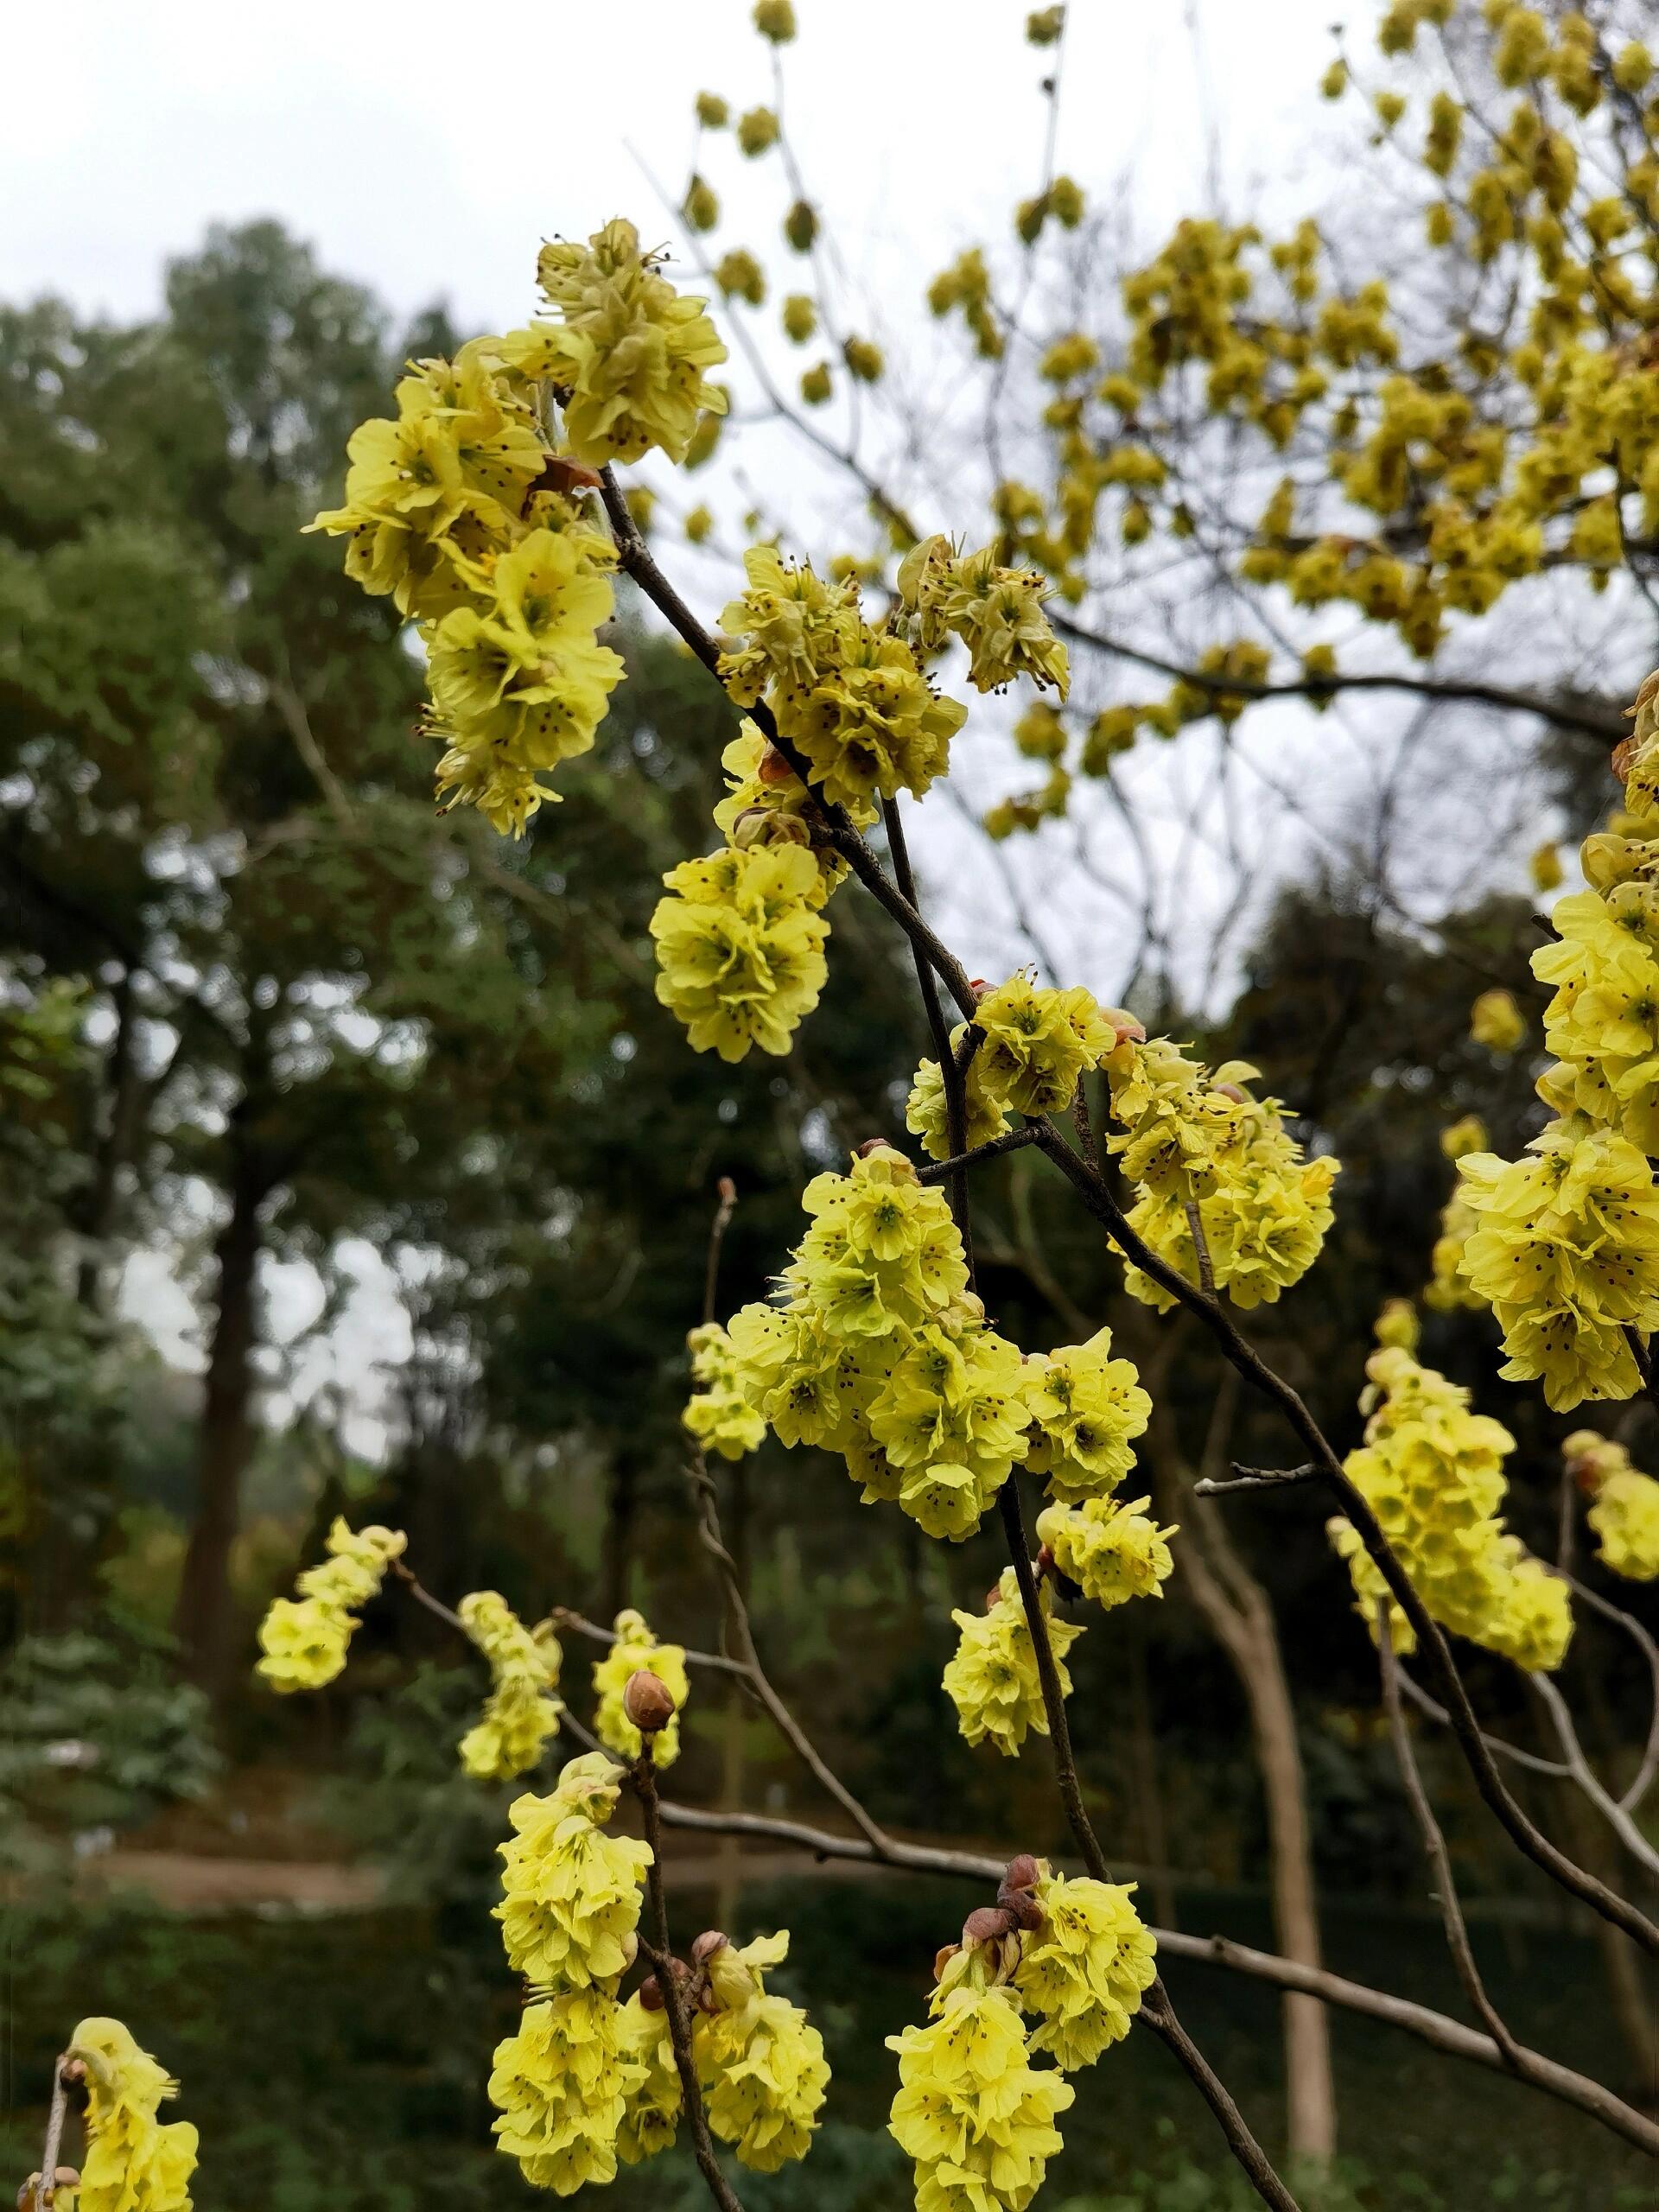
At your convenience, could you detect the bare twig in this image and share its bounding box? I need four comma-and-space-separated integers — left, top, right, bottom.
29, 2056, 79, 2212
1194, 1463, 1320, 1497
644, 1796, 1659, 2159
1529, 1672, 1659, 1885
1377, 1606, 1526, 2070
633, 1743, 747, 2212
1563, 1570, 1659, 1814
915, 1124, 1042, 1182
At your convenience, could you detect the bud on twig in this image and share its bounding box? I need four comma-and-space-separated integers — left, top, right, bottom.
962, 1904, 1019, 1947
624, 1669, 677, 1733
690, 1929, 729, 1967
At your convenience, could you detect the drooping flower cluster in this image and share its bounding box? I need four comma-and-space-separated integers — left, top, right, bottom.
593, 1609, 691, 1768
1565, 1430, 1659, 1582
495, 1752, 652, 1992
723, 1142, 1029, 1541
888, 1859, 1152, 2212
696, 1931, 832, 2171
683, 1319, 767, 1459
255, 1518, 406, 1693
1010, 1868, 1159, 2071
718, 546, 968, 817
488, 1755, 652, 2196
503, 221, 729, 467
1446, 671, 1659, 1411
1035, 1494, 1177, 1611
943, 1567, 1083, 1756
896, 534, 1071, 696
1328, 1339, 1573, 1673
1454, 1120, 1659, 1410
888, 1968, 1073, 2212
1102, 1034, 1339, 1312
906, 974, 1118, 1158
67, 2018, 198, 2212
1020, 1325, 1152, 1501
650, 842, 831, 1063
308, 226, 728, 833
457, 1592, 565, 1782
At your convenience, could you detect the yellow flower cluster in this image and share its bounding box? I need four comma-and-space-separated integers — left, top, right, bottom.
1020, 1325, 1152, 1501
724, 1141, 1030, 1541
1328, 1342, 1573, 1672
1103, 1035, 1339, 1312
1036, 1494, 1176, 1611
505, 221, 729, 467
1455, 1119, 1659, 1410
943, 1567, 1083, 1756
491, 1987, 634, 2196
906, 973, 1118, 1158
593, 1609, 690, 1767
615, 1995, 683, 2165
717, 545, 967, 817
67, 2018, 198, 2212
308, 224, 728, 833
650, 842, 830, 1063
683, 1319, 767, 1459
457, 1591, 564, 1782
1566, 1430, 1659, 1581
255, 1518, 406, 1693
494, 1752, 652, 1991
1011, 1868, 1159, 2070
896, 535, 1071, 696
696, 1931, 832, 2171
887, 1943, 1075, 2212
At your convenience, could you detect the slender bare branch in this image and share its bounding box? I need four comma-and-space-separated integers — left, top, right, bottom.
633, 1743, 747, 2212
1377, 1607, 1526, 2070
1529, 1672, 1659, 1885
1194, 1463, 1320, 1497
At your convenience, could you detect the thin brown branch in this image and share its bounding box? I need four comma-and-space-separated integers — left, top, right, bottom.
645, 1796, 1659, 2160
1563, 1570, 1659, 1815
1377, 1606, 1526, 2071
29, 2055, 79, 2212
915, 1124, 1041, 1181
633, 1744, 746, 2212
1529, 1672, 1659, 1885
1195, 1463, 1321, 1497
1028, 1115, 1659, 1961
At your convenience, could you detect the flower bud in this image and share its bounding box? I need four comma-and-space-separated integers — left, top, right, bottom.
638, 1973, 664, 2012
756, 745, 797, 786
690, 1929, 730, 1967
962, 1904, 1019, 1948
931, 1943, 959, 1984
1213, 1082, 1247, 1103
1002, 1853, 1041, 1895
624, 1669, 677, 1733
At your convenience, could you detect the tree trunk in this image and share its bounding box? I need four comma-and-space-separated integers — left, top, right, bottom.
1148, 1368, 1338, 2167
76, 967, 141, 1311
172, 1155, 264, 1693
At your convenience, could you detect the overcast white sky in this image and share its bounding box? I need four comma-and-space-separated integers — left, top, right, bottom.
14, 0, 1370, 1445
7, 1, 1343, 334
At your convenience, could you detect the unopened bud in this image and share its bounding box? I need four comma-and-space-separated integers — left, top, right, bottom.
624, 1669, 677, 1733
718, 1175, 737, 1204
962, 1904, 1019, 1948
1104, 1009, 1146, 1047
756, 744, 797, 786
1213, 1082, 1247, 1103
1002, 1853, 1040, 1895
638, 1973, 664, 2012
690, 1929, 730, 1967
983, 1584, 1003, 1612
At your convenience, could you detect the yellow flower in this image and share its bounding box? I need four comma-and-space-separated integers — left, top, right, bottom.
1456, 1119, 1659, 1410
1570, 1433, 1659, 1581
695, 1933, 830, 2171
650, 842, 831, 1062
594, 1608, 690, 1766
503, 219, 728, 467
494, 1752, 652, 1988
616, 1994, 683, 2164
737, 106, 779, 156
489, 1989, 637, 2196
1037, 1496, 1176, 1610
753, 0, 796, 39
683, 1321, 768, 1459
1020, 1325, 1151, 1501
1011, 1867, 1157, 2069
888, 1974, 1072, 2212
944, 1567, 1083, 1755
256, 1519, 405, 1692
69, 2019, 198, 2212
457, 1592, 564, 1782
1469, 987, 1527, 1053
